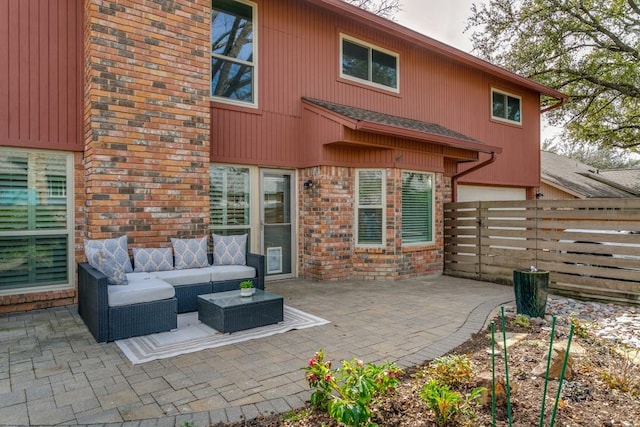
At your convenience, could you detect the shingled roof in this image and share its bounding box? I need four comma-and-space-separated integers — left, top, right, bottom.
302, 97, 501, 154
304, 98, 478, 143
541, 151, 639, 198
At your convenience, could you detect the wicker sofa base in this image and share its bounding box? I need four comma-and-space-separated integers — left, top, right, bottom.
109, 298, 178, 341
77, 253, 265, 343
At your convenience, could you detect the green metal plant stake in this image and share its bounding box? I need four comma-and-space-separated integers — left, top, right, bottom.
549, 324, 574, 427
491, 321, 496, 427
538, 316, 556, 427
501, 307, 513, 426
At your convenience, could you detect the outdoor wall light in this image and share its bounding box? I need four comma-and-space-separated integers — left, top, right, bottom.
303, 180, 314, 189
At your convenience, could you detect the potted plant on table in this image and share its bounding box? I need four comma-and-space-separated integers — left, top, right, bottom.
239, 280, 255, 297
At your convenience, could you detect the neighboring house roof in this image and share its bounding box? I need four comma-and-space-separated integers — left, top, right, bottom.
541, 151, 639, 198
597, 169, 640, 194
302, 98, 502, 155
305, 0, 566, 107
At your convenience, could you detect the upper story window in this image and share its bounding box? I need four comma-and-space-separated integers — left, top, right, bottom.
211, 0, 257, 106
491, 89, 521, 124
340, 35, 399, 92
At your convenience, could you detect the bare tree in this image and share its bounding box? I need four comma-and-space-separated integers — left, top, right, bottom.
343, 0, 401, 19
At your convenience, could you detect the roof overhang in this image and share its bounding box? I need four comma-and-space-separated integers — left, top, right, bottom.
302, 97, 502, 156
304, 0, 567, 107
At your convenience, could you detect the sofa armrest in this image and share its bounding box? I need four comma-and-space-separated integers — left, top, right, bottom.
246, 253, 265, 290
77, 262, 110, 342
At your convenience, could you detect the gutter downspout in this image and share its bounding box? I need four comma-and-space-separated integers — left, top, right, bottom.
451, 152, 498, 202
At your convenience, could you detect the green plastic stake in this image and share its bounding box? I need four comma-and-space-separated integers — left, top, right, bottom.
501, 307, 513, 426
550, 324, 574, 427
539, 316, 556, 427
491, 321, 496, 427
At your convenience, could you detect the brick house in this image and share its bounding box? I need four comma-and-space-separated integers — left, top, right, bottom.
0, 0, 565, 313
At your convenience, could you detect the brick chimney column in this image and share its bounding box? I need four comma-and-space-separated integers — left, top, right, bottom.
83, 0, 211, 244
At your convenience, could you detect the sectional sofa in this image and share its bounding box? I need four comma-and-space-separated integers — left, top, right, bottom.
77, 235, 265, 342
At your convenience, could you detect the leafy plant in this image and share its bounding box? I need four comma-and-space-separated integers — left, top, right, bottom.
568, 314, 593, 340
511, 314, 531, 328
239, 280, 254, 289
600, 345, 640, 395
420, 378, 484, 426
426, 354, 475, 388
304, 349, 403, 427
283, 408, 312, 422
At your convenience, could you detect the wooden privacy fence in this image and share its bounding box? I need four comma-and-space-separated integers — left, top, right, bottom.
443, 199, 640, 305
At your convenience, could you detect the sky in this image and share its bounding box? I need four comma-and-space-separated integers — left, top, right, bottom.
395, 0, 477, 53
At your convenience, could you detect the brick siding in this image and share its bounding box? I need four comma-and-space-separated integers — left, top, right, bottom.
299, 167, 450, 281
82, 0, 211, 245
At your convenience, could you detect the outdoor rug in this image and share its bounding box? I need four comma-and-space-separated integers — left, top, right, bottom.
116, 305, 329, 364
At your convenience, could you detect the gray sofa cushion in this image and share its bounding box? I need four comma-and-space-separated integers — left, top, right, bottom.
203, 265, 256, 282
153, 269, 211, 286
109, 277, 175, 307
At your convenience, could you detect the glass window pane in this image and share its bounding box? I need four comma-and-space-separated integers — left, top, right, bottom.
0, 151, 68, 231
342, 40, 369, 81
210, 166, 250, 228
372, 50, 397, 88
263, 175, 291, 224
402, 172, 433, 244
492, 91, 506, 119
211, 58, 254, 101
0, 235, 68, 291
358, 170, 383, 206
211, 0, 253, 62
358, 208, 382, 244
507, 96, 521, 122
357, 170, 384, 245
211, 0, 255, 102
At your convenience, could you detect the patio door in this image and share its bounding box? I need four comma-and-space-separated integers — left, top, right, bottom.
260, 169, 295, 279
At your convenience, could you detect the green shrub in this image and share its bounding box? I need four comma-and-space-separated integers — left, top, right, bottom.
420, 379, 484, 427
426, 354, 475, 388
304, 349, 403, 427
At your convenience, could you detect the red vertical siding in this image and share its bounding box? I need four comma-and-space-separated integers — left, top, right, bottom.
211, 0, 545, 188
0, 0, 83, 151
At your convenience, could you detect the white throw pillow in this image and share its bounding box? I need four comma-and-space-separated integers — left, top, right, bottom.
171, 237, 209, 269
87, 247, 128, 286
132, 247, 174, 272
212, 234, 247, 266
84, 235, 133, 273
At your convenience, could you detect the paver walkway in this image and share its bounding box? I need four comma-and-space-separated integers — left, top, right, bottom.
0, 275, 513, 426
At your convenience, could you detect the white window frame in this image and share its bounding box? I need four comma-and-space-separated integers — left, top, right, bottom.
401, 170, 435, 246
0, 148, 74, 295
491, 88, 522, 125
211, 0, 258, 108
340, 34, 399, 93
355, 169, 386, 248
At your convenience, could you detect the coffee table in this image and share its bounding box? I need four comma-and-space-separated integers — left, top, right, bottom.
197, 289, 284, 333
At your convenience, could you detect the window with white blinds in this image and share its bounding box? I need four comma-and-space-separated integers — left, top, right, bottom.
0, 149, 72, 292
210, 165, 251, 243
356, 169, 385, 246
402, 171, 434, 244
